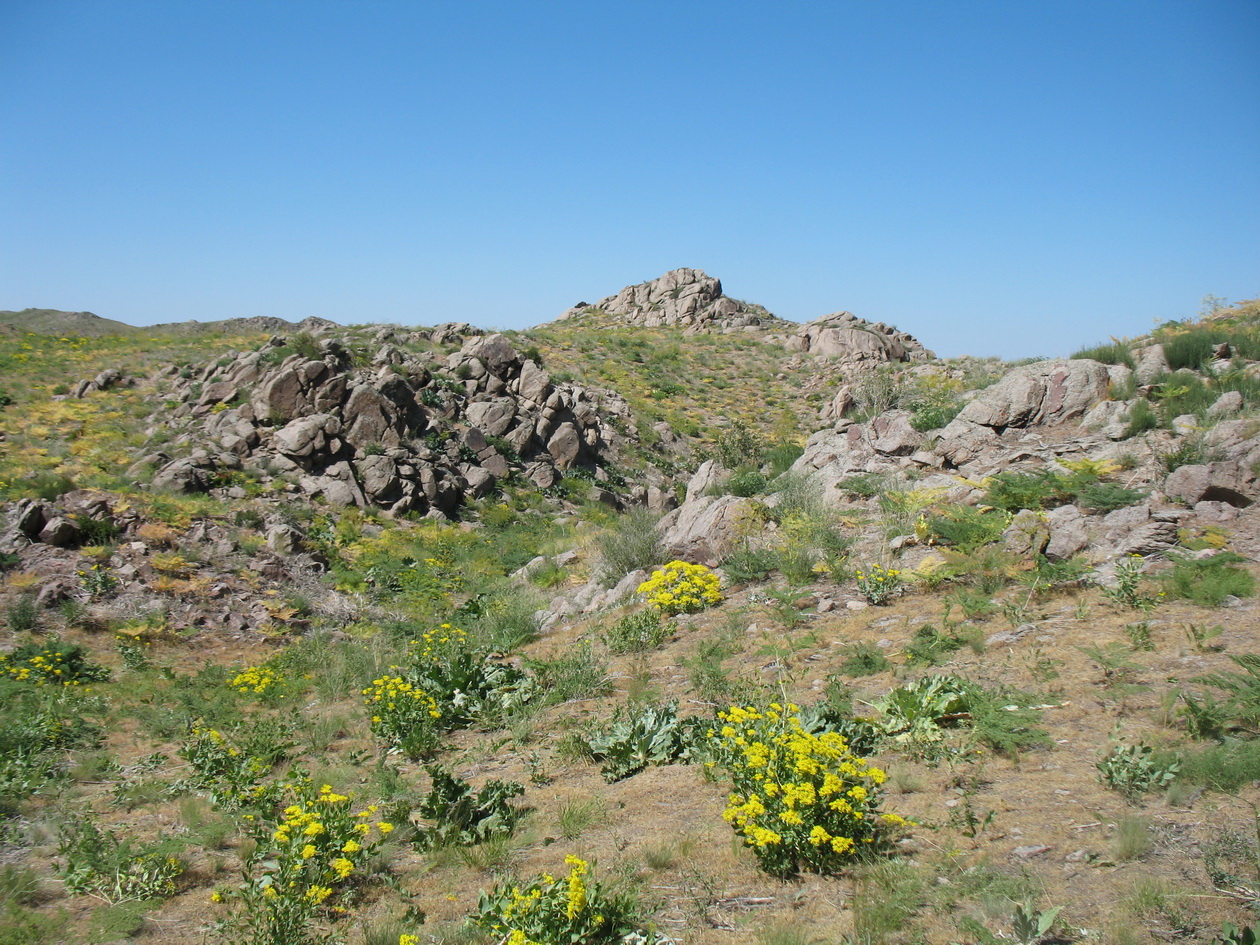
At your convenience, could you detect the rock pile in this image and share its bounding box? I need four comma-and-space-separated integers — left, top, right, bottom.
143, 330, 632, 515
556, 268, 781, 332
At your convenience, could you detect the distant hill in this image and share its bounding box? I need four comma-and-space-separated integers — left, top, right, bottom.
0, 308, 339, 338
0, 308, 140, 337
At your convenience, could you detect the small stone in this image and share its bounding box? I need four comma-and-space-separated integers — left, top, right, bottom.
1012, 844, 1053, 858
846, 600, 868, 611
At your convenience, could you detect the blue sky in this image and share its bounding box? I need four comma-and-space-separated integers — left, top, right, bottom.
1, 1, 1256, 358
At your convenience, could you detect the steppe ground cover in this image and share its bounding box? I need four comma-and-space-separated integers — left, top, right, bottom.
0, 310, 1259, 944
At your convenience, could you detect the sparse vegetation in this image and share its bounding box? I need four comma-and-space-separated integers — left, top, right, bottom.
0, 301, 1258, 941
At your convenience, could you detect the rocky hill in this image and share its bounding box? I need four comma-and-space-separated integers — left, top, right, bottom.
1, 285, 1259, 945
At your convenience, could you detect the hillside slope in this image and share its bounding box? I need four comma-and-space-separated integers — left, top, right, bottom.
0, 284, 1258, 945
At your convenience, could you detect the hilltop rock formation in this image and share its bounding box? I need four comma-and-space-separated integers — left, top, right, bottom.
144, 330, 632, 516
556, 268, 781, 332
787, 311, 935, 363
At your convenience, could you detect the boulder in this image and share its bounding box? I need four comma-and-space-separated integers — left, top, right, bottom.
657, 495, 757, 567
1165, 462, 1256, 508
152, 457, 214, 493
273, 414, 341, 460
1045, 505, 1089, 560
38, 516, 81, 547
518, 360, 552, 404
868, 410, 922, 456
459, 334, 519, 377
956, 359, 1110, 429
1133, 344, 1169, 384
685, 460, 727, 502
357, 454, 404, 503
1003, 509, 1050, 558
557, 268, 776, 331
795, 311, 933, 362
466, 399, 517, 437
546, 422, 582, 469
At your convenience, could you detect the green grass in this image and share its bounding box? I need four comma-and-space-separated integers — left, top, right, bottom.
1072, 340, 1135, 369
1163, 553, 1255, 606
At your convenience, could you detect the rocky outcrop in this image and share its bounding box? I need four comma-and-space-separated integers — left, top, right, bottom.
936, 360, 1110, 467
556, 268, 781, 332
955, 360, 1110, 430
786, 311, 934, 363
150, 331, 632, 516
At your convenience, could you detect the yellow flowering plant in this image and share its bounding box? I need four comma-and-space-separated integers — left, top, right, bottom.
637, 560, 723, 615
711, 703, 910, 876
229, 661, 288, 702
473, 854, 659, 944
0, 638, 109, 686
854, 564, 904, 605
363, 623, 536, 757
215, 776, 394, 945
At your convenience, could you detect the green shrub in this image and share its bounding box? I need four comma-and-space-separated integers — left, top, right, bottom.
910, 401, 963, 432
1163, 553, 1255, 606
1076, 481, 1148, 513
1168, 738, 1260, 792
1159, 436, 1211, 473
721, 543, 778, 583
583, 701, 705, 782
1097, 743, 1180, 800
982, 471, 1058, 512
838, 643, 891, 677
903, 624, 966, 666
725, 466, 769, 497
1183, 653, 1260, 738
835, 472, 887, 499
56, 817, 183, 903
1123, 398, 1160, 438
528, 641, 611, 706
925, 506, 1008, 551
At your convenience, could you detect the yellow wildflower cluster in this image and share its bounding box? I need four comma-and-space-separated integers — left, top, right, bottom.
1, 650, 75, 685
363, 674, 442, 747
230, 664, 283, 696
224, 779, 393, 941
637, 560, 723, 615
0, 642, 107, 687
409, 622, 468, 663
854, 564, 904, 605
475, 853, 643, 944
712, 703, 910, 876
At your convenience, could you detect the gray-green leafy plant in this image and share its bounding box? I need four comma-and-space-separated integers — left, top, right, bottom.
411, 765, 525, 850
583, 701, 705, 782
1097, 743, 1180, 800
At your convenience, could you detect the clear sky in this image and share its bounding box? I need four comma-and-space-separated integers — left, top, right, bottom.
1, 1, 1257, 359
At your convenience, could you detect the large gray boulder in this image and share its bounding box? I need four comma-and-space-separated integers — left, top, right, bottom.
657, 495, 758, 567
1165, 462, 1256, 508
956, 359, 1110, 429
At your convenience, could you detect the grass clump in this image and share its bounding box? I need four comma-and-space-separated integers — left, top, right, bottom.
1162, 552, 1255, 606
593, 509, 661, 585
838, 642, 891, 678
1073, 340, 1135, 369
602, 609, 672, 654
